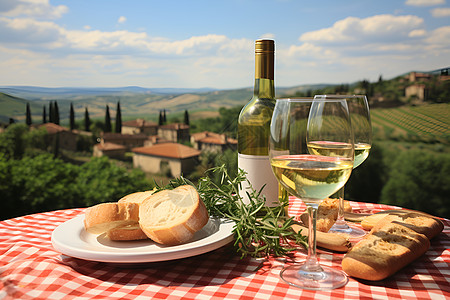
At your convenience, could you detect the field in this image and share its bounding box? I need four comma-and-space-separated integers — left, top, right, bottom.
370, 103, 450, 144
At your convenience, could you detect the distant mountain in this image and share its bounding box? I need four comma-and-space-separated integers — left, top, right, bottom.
0, 83, 345, 124
0, 86, 216, 100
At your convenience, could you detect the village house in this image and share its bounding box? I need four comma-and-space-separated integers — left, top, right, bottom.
40, 123, 77, 152
158, 123, 190, 143
93, 142, 127, 159
101, 132, 148, 151
121, 119, 158, 136
190, 131, 237, 152
132, 143, 201, 177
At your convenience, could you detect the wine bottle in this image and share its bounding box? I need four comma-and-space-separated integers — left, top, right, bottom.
238, 39, 279, 206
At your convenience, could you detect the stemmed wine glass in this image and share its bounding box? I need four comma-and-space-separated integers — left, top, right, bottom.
269, 98, 354, 290
314, 95, 372, 238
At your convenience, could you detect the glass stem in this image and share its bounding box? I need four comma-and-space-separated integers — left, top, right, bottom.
301, 206, 323, 273
334, 186, 349, 229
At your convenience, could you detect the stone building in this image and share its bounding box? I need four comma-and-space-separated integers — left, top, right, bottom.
190, 131, 237, 152
132, 143, 201, 177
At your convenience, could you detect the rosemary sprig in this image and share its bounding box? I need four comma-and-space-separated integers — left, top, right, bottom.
154, 165, 307, 258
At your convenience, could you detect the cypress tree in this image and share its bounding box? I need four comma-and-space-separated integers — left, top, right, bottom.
42, 105, 47, 124
184, 109, 189, 126
163, 109, 167, 124
69, 102, 75, 130
105, 105, 112, 133
115, 101, 122, 133
84, 107, 90, 132
158, 110, 163, 125
49, 102, 54, 123
54, 101, 60, 125
26, 103, 32, 126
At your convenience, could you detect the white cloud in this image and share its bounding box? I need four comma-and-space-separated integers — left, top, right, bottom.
405, 0, 445, 6
431, 7, 450, 17
0, 0, 68, 19
299, 15, 424, 45
118, 16, 126, 24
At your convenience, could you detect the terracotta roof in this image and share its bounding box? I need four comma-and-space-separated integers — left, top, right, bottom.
133, 143, 201, 159
159, 123, 189, 130
192, 131, 237, 145
102, 132, 148, 140
95, 142, 126, 151
40, 123, 70, 134
122, 119, 157, 128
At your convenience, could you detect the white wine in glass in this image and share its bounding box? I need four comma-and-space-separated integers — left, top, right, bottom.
269, 98, 354, 290
314, 95, 372, 238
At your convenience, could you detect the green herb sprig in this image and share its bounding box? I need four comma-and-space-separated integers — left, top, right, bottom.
154, 165, 307, 258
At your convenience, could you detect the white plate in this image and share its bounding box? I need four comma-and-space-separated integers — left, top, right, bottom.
51, 215, 235, 263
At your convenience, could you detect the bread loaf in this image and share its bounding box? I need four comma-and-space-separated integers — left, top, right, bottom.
300, 198, 352, 232
139, 185, 209, 245
84, 202, 140, 234
362, 211, 444, 240
342, 221, 430, 281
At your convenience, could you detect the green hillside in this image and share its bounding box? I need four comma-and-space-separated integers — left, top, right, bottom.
0, 93, 43, 123
371, 103, 450, 144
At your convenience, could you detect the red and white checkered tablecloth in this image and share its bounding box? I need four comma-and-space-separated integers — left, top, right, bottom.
1, 201, 449, 300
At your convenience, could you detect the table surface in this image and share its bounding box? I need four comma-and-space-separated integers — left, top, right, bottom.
1, 200, 449, 300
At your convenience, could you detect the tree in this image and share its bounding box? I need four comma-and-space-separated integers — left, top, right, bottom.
84, 107, 90, 132
105, 105, 112, 133
54, 101, 60, 125
69, 102, 75, 130
163, 109, 167, 124
184, 109, 190, 126
49, 102, 54, 123
26, 103, 32, 126
158, 110, 163, 125
0, 123, 28, 159
115, 102, 122, 133
42, 105, 47, 124
380, 150, 450, 219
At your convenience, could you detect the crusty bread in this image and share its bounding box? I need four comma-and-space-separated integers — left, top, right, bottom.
342, 221, 430, 281
362, 211, 444, 240
107, 224, 149, 241
111, 190, 155, 241
84, 202, 140, 234
118, 190, 154, 204
138, 185, 209, 245
300, 198, 352, 232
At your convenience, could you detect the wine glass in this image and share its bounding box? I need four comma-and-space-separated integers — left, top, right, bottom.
314, 95, 372, 238
269, 98, 354, 290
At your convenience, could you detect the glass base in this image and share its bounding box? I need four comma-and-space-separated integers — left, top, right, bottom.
329, 221, 367, 239
280, 264, 348, 290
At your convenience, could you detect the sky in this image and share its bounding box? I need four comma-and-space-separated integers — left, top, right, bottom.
0, 0, 449, 90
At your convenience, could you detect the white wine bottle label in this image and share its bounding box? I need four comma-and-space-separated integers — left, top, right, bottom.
238, 153, 279, 207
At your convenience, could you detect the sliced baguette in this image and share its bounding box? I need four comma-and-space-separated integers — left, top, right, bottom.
84, 202, 140, 234
107, 224, 149, 241
118, 190, 154, 204
139, 185, 209, 245
300, 198, 353, 232
110, 190, 156, 241
342, 221, 430, 281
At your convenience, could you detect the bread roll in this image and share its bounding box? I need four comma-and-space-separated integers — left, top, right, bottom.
362, 211, 444, 240
139, 185, 209, 245
300, 198, 352, 232
84, 202, 140, 234
342, 221, 430, 281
